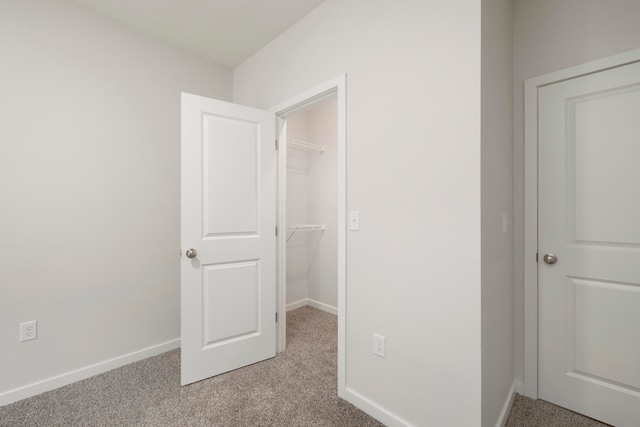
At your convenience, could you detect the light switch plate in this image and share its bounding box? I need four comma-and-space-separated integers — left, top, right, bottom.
374, 333, 385, 358
350, 211, 360, 231
502, 213, 509, 234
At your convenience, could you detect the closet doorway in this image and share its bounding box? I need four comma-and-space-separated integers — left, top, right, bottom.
285, 97, 337, 314
272, 76, 346, 394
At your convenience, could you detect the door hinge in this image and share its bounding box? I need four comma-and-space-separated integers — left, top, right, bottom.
276, 312, 278, 323
275, 139, 278, 150
536, 253, 539, 262
276, 226, 278, 236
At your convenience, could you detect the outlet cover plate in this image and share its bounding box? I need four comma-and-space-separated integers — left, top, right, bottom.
19, 320, 38, 342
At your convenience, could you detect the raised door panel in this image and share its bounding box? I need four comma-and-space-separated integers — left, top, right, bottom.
204, 114, 259, 237
203, 261, 260, 346
570, 278, 640, 390
572, 87, 640, 245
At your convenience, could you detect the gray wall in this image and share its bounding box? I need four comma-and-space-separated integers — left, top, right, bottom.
481, 0, 514, 425
235, 0, 483, 425
0, 0, 232, 403
513, 0, 640, 387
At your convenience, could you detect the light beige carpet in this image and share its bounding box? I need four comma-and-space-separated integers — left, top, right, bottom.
0, 306, 382, 426
1, 307, 615, 426
506, 393, 611, 427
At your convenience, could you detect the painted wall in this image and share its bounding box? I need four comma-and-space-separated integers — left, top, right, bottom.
286, 112, 310, 305
286, 98, 339, 310
512, 0, 640, 387
481, 0, 514, 425
0, 0, 231, 404
307, 98, 338, 309
234, 0, 482, 425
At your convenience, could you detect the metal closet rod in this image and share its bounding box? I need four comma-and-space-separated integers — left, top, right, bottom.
286, 224, 326, 242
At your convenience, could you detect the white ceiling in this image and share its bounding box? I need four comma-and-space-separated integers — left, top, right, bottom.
67, 0, 326, 68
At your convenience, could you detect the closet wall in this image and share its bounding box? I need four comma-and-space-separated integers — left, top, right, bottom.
286, 97, 338, 312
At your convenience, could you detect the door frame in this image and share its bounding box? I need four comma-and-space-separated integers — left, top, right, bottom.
523, 48, 640, 399
269, 74, 347, 396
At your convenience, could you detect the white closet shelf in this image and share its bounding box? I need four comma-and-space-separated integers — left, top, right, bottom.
287, 224, 326, 232
286, 224, 326, 242
286, 138, 325, 175
287, 138, 325, 153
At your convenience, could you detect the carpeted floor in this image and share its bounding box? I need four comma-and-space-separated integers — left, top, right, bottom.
0, 307, 615, 426
0, 306, 382, 426
505, 393, 611, 427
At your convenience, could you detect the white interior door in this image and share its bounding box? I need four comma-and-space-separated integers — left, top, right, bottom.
538, 60, 640, 426
180, 93, 276, 386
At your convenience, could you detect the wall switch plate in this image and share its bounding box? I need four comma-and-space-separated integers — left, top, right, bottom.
373, 333, 385, 358
20, 320, 38, 342
350, 211, 360, 231
502, 213, 509, 235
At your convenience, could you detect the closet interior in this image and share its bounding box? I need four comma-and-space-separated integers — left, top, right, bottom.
285, 95, 338, 315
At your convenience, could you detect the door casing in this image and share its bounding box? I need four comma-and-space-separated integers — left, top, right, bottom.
523, 48, 640, 399
270, 75, 347, 397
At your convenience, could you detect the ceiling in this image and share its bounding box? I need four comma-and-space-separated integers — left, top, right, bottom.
67, 0, 326, 69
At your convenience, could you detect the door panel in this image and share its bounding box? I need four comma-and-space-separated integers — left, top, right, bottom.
204, 114, 259, 236
572, 278, 640, 390
538, 61, 640, 426
203, 260, 260, 346
181, 93, 276, 386
572, 87, 640, 245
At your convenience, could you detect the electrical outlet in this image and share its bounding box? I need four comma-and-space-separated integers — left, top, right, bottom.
373, 333, 385, 358
19, 320, 37, 342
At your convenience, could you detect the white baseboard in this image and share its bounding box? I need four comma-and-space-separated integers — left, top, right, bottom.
0, 338, 180, 407
286, 298, 338, 315
286, 299, 309, 312
344, 380, 518, 427
307, 299, 338, 315
495, 381, 518, 427
342, 386, 414, 427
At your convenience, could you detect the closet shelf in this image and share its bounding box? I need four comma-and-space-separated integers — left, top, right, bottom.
287, 224, 325, 232
286, 224, 326, 242
287, 138, 325, 153
286, 138, 325, 175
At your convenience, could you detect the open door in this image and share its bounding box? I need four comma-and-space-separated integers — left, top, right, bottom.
180, 93, 276, 386
537, 60, 640, 426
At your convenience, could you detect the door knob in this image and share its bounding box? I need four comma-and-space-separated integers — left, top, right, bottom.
185, 248, 198, 259
543, 253, 557, 264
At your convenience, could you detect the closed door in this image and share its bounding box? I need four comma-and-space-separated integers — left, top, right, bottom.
538, 61, 640, 426
180, 93, 276, 386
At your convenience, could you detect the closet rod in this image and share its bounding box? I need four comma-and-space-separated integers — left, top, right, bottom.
286, 224, 326, 242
